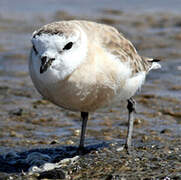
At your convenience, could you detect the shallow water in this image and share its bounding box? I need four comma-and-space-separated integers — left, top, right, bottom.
0, 0, 181, 179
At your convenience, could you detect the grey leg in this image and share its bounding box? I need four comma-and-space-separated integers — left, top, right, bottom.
125, 98, 136, 154
78, 112, 89, 151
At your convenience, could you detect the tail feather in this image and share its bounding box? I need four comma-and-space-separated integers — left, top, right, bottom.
142, 57, 161, 71
148, 58, 161, 71
150, 59, 161, 63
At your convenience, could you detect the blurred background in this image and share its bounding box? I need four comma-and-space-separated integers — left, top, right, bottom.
0, 0, 181, 178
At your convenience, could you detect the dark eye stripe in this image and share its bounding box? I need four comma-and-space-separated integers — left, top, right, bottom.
33, 45, 38, 54
63, 42, 73, 50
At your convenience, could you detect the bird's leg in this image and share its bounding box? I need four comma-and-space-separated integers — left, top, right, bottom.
78, 112, 89, 153
125, 97, 136, 154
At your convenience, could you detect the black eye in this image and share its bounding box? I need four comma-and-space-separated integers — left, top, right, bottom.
32, 45, 38, 54
63, 42, 73, 50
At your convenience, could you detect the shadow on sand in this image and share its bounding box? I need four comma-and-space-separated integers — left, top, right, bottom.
0, 142, 109, 174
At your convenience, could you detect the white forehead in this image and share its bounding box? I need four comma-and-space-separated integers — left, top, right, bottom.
31, 31, 80, 50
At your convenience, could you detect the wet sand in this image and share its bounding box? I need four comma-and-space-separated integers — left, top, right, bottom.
0, 0, 181, 179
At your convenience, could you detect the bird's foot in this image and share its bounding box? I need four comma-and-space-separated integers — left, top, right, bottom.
77, 146, 88, 155
124, 144, 133, 155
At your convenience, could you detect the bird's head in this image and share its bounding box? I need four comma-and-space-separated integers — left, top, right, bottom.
30, 21, 88, 80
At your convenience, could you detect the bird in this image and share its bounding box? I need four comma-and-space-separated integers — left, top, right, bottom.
29, 20, 161, 154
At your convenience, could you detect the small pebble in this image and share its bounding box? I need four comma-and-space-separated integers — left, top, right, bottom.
73, 129, 80, 136
134, 118, 143, 125
65, 140, 74, 145
116, 146, 124, 152
50, 140, 59, 145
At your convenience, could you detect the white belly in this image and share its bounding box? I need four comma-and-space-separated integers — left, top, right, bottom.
30, 67, 145, 112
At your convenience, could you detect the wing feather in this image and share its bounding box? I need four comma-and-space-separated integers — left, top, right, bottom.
77, 21, 152, 75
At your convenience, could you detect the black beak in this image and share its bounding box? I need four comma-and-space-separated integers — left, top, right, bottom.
40, 56, 55, 74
